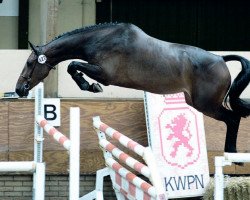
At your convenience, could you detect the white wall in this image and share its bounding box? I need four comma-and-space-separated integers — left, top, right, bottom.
0, 50, 31, 94
0, 50, 250, 99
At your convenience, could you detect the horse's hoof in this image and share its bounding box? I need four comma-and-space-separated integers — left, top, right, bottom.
92, 83, 103, 93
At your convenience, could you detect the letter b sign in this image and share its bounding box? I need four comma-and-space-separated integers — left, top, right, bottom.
43, 98, 61, 126
44, 104, 57, 120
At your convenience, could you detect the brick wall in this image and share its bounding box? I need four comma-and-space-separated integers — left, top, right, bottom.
0, 175, 116, 200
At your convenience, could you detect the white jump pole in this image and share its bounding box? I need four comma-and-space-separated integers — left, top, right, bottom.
33, 82, 45, 200
34, 82, 44, 163
214, 157, 226, 200
69, 107, 80, 200
214, 153, 250, 200
224, 153, 250, 162
34, 162, 46, 200
0, 161, 45, 200
0, 161, 36, 172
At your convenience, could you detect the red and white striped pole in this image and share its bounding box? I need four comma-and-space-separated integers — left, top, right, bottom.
99, 139, 151, 178
93, 118, 145, 157
106, 157, 157, 198
36, 115, 70, 150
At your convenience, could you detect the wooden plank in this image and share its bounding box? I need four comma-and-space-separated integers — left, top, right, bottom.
9, 151, 33, 162
0, 152, 8, 162
6, 100, 250, 152
9, 150, 105, 174
9, 101, 34, 152
3, 99, 250, 174
0, 102, 9, 152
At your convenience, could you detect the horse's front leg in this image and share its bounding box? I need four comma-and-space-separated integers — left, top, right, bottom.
67, 61, 103, 93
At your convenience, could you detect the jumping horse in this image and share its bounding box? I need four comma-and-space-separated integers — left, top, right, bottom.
16, 23, 250, 159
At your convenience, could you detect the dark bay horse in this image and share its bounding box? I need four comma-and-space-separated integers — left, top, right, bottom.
16, 23, 250, 157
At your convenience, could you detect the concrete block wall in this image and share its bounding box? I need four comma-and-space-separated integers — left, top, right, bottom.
0, 175, 116, 200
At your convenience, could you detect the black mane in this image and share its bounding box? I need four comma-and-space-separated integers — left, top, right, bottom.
51, 22, 121, 42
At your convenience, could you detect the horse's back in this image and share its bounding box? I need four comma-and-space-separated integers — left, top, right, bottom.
91, 23, 231, 97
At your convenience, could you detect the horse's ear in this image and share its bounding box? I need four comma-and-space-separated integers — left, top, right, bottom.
28, 41, 39, 56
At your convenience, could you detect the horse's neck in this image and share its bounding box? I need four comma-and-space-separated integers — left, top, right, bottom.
44, 37, 86, 66
44, 26, 119, 66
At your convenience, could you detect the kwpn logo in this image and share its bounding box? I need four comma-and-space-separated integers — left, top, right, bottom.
165, 113, 193, 158
158, 101, 201, 169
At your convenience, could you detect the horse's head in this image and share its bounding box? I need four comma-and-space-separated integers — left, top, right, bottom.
15, 42, 55, 97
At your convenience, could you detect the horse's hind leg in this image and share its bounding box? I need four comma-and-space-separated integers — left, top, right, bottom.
209, 106, 241, 153
219, 107, 244, 165
191, 95, 241, 154
221, 109, 241, 153
67, 61, 104, 93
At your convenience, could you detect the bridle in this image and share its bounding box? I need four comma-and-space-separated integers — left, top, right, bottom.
21, 43, 56, 90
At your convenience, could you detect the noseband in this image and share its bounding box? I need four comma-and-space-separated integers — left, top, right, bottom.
21, 48, 55, 90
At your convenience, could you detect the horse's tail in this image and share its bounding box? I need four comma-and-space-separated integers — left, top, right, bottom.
223, 55, 250, 117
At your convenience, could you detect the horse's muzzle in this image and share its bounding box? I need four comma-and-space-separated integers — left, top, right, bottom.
15, 83, 30, 97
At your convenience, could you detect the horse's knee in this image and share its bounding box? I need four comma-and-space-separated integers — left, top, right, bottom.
67, 63, 75, 74
67, 61, 79, 74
